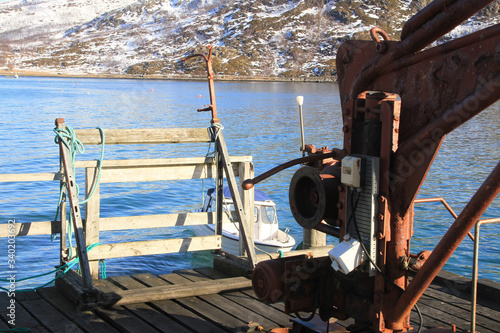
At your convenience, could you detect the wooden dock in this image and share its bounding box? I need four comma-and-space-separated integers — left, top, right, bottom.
1, 125, 500, 332
1, 266, 500, 333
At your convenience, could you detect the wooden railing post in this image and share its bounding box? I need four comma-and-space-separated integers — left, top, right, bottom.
60, 196, 67, 264
85, 167, 100, 279
239, 161, 254, 256
58, 143, 67, 265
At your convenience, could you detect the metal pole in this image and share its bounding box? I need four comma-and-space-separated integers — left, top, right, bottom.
469, 218, 500, 333
297, 96, 305, 157
471, 221, 480, 333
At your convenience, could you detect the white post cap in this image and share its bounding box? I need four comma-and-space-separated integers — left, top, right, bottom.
296, 95, 304, 106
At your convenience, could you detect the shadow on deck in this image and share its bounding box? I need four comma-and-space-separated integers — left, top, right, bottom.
1, 267, 500, 333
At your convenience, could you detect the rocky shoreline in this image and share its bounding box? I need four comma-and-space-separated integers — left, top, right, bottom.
0, 68, 337, 83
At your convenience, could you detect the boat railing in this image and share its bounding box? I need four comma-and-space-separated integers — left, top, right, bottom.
0, 126, 255, 284
414, 197, 500, 333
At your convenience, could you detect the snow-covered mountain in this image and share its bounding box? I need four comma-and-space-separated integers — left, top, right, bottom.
1, 0, 499, 79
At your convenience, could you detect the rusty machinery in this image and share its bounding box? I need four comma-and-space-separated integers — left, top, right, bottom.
244, 0, 500, 332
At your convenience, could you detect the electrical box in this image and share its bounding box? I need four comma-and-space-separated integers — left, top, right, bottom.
329, 236, 366, 274
343, 155, 380, 276
341, 156, 362, 187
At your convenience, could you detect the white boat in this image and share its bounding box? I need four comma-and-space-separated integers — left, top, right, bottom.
192, 187, 296, 256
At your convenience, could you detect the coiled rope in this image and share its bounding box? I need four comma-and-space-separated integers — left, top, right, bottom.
52, 125, 106, 274
52, 126, 104, 254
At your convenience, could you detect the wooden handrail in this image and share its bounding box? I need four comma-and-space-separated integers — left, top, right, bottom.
74, 128, 212, 145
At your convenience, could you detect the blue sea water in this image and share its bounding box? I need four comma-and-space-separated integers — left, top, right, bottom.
0, 76, 498, 290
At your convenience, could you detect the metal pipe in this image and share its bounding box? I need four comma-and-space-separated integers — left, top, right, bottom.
297, 96, 305, 157
471, 221, 480, 333
414, 197, 474, 241
313, 222, 340, 238
470, 218, 500, 333
180, 45, 219, 123
389, 161, 500, 327
242, 149, 345, 190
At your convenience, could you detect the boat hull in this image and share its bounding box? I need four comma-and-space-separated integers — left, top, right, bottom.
192, 224, 295, 256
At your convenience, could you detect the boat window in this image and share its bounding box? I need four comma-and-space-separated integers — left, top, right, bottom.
224, 203, 235, 212
254, 207, 259, 223
263, 206, 278, 224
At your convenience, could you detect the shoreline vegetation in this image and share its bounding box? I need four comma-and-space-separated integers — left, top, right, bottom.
0, 68, 337, 83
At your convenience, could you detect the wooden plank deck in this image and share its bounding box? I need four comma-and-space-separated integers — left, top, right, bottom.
1, 267, 499, 332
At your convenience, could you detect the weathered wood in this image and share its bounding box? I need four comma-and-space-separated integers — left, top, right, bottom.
160, 273, 250, 331
60, 198, 67, 264
91, 279, 160, 333
75, 156, 252, 168
74, 127, 212, 145
54, 268, 87, 306
0, 220, 61, 237
6, 267, 500, 333
101, 276, 251, 306
176, 269, 289, 329
417, 297, 493, 332
132, 273, 223, 333
239, 161, 254, 256
105, 276, 192, 333
98, 164, 216, 183
58, 119, 93, 292
14, 290, 83, 332
302, 228, 327, 249
85, 166, 100, 279
75, 235, 222, 260
195, 267, 302, 321
0, 172, 63, 182
38, 287, 120, 333
417, 289, 499, 332
92, 161, 245, 183
424, 284, 500, 329
98, 212, 233, 231
217, 130, 257, 267
0, 292, 50, 333
0, 212, 236, 237
427, 283, 500, 320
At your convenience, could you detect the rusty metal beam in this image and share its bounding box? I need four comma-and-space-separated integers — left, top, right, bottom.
401, 0, 495, 47
397, 74, 500, 160
388, 161, 500, 329
349, 0, 495, 99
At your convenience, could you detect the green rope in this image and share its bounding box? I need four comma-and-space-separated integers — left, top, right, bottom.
0, 243, 101, 293
0, 328, 31, 332
51, 125, 105, 259
100, 259, 107, 279
52, 125, 105, 205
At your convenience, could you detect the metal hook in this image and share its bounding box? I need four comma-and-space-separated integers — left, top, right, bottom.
370, 27, 390, 54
